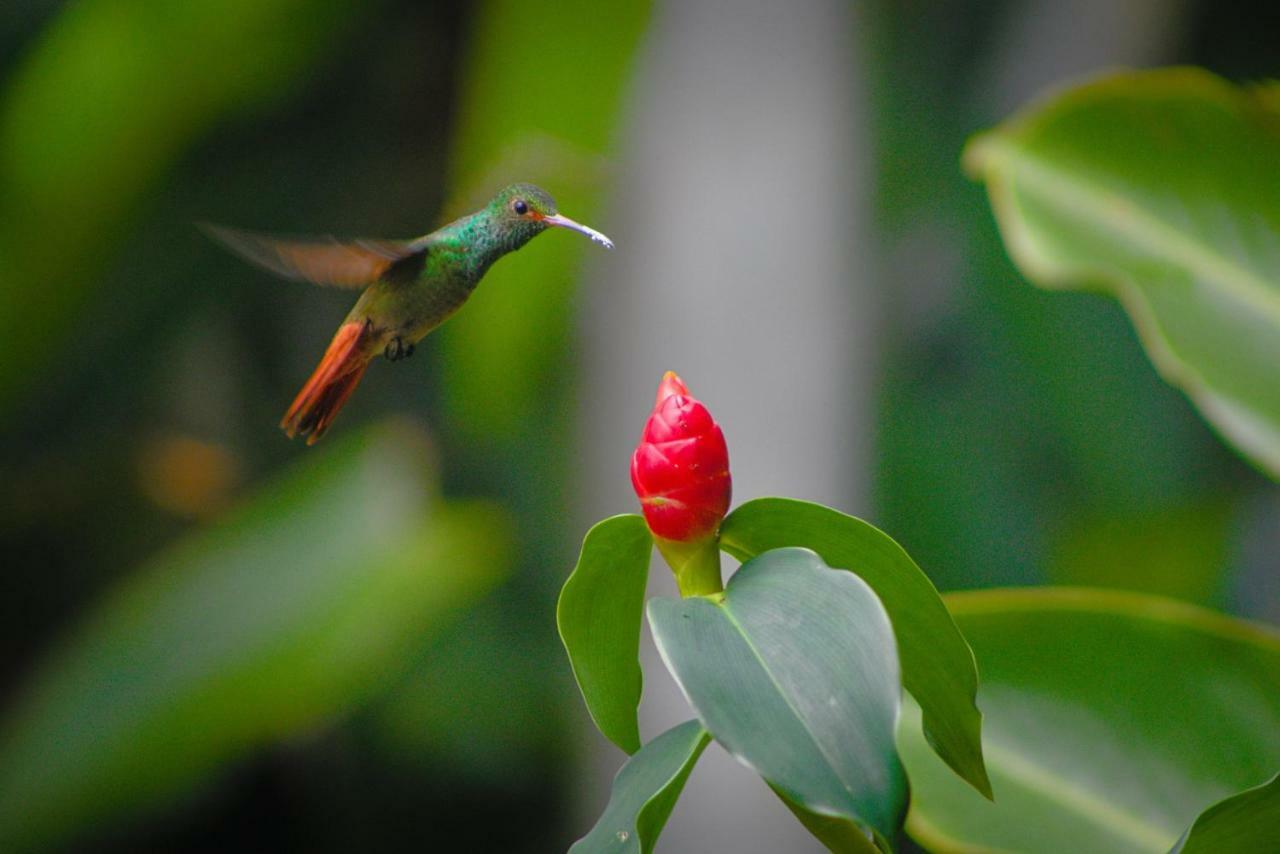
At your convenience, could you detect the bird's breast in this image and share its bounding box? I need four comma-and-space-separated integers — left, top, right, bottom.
395, 271, 479, 340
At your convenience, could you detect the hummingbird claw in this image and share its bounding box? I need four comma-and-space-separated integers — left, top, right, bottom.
384, 336, 414, 362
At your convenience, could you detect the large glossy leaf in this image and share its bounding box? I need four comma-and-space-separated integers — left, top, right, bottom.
720, 497, 989, 798
558, 514, 652, 754
570, 720, 710, 854
900, 588, 1280, 853
966, 68, 1280, 478
1174, 772, 1280, 853
648, 547, 907, 847
0, 423, 510, 852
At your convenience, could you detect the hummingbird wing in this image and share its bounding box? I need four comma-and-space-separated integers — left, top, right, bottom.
200, 223, 430, 289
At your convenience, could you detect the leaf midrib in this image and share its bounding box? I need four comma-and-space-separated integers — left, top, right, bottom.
993, 142, 1280, 324
981, 737, 1175, 852
714, 599, 869, 817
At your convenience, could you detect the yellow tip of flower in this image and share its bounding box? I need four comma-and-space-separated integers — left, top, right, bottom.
654, 371, 690, 408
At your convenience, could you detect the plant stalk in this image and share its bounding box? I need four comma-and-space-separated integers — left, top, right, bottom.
655, 535, 724, 597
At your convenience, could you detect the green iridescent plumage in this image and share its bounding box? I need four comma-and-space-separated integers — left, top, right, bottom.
204, 182, 612, 443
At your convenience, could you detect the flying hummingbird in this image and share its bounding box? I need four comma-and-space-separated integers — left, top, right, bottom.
204, 183, 613, 444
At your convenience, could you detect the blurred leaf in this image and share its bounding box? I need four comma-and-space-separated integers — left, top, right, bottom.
371, 601, 565, 780
900, 588, 1280, 853
967, 67, 1280, 478
440, 0, 650, 444
1174, 772, 1280, 853
569, 719, 710, 854
720, 498, 990, 798
648, 548, 907, 847
0, 0, 362, 411
557, 514, 652, 754
0, 422, 510, 852
870, 68, 1233, 596
1048, 498, 1235, 604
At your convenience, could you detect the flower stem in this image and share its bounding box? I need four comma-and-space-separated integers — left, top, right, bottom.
656, 536, 724, 597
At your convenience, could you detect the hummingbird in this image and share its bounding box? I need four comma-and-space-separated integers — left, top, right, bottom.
204, 183, 613, 444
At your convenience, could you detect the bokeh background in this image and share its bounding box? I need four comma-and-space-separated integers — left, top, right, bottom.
1, 1, 1276, 851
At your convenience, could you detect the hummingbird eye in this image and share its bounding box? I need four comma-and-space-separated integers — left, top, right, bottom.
513, 199, 529, 216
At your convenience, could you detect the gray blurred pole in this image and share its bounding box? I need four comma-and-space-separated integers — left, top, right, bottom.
576, 1, 866, 850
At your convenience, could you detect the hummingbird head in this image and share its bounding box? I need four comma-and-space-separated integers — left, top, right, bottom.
486, 183, 614, 251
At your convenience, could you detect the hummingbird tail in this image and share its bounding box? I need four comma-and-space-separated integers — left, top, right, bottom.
281, 320, 375, 444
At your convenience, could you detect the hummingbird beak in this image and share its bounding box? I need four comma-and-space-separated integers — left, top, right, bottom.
542, 213, 614, 250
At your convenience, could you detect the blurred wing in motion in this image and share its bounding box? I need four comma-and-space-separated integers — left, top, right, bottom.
200, 223, 428, 288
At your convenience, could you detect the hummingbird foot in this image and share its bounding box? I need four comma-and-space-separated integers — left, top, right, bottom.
384, 337, 415, 362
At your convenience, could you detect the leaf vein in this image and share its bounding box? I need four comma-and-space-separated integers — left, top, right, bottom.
715, 601, 862, 813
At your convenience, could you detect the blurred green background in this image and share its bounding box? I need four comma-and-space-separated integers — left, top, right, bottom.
0, 1, 1275, 851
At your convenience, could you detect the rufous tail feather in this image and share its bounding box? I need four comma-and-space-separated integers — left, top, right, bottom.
281, 320, 374, 444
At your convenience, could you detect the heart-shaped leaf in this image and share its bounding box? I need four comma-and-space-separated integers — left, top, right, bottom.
558, 514, 652, 754
570, 720, 710, 854
967, 68, 1280, 477
899, 588, 1280, 853
720, 497, 989, 798
0, 423, 510, 852
648, 547, 907, 847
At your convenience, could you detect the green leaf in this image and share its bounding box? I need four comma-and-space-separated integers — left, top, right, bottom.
899, 588, 1280, 853
372, 601, 566, 777
648, 547, 908, 846
0, 422, 510, 852
557, 514, 653, 754
570, 720, 711, 854
720, 497, 990, 798
1173, 772, 1280, 854
772, 786, 883, 854
966, 67, 1280, 478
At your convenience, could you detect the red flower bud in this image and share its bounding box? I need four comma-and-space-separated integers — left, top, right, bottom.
630, 372, 731, 544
